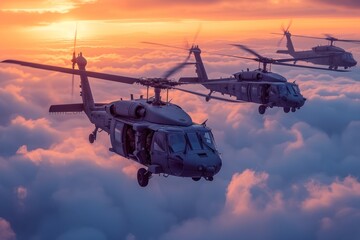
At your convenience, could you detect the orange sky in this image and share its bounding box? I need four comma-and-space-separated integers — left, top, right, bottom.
1, 0, 360, 52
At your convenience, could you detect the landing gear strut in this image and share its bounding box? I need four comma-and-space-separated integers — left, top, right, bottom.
89, 127, 98, 144
137, 168, 152, 187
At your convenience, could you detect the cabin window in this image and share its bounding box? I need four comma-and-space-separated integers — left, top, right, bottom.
114, 125, 122, 143
270, 86, 277, 95
153, 132, 167, 152
252, 86, 257, 94
168, 133, 186, 153
241, 85, 247, 94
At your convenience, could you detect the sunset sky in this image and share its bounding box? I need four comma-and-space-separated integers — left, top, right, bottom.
1, 1, 360, 240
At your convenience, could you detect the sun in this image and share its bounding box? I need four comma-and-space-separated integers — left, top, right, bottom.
25, 20, 98, 43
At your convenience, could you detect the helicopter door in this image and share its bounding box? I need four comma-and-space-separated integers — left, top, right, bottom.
260, 84, 270, 104
246, 83, 252, 102
110, 121, 126, 156
150, 132, 168, 169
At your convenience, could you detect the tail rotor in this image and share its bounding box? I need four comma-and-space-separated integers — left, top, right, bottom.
277, 20, 292, 46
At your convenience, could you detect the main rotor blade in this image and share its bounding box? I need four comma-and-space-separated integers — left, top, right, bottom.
209, 52, 255, 61
289, 34, 328, 40
272, 61, 349, 72
173, 87, 246, 103
141, 42, 188, 51
178, 78, 238, 85
162, 52, 193, 79
231, 44, 264, 59
2, 60, 139, 84
324, 34, 360, 43
162, 61, 194, 79
192, 24, 202, 45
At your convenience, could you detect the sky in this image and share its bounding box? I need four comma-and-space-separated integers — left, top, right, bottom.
0, 0, 360, 240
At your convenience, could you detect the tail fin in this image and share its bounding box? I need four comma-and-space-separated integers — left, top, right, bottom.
74, 53, 95, 118
190, 46, 208, 82
284, 32, 295, 54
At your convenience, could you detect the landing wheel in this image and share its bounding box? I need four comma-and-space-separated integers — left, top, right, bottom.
291, 107, 296, 112
258, 105, 266, 115
89, 133, 95, 144
137, 168, 150, 187
334, 66, 338, 70
283, 107, 290, 113
192, 177, 201, 182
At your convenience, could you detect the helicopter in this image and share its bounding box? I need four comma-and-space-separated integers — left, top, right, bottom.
2, 50, 224, 187
144, 42, 346, 115
273, 23, 359, 70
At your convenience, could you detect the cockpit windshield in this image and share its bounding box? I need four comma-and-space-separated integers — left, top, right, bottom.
167, 130, 217, 153
291, 84, 300, 94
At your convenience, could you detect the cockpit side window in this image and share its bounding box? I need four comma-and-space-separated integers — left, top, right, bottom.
168, 133, 186, 153
292, 85, 300, 94
286, 85, 292, 94
200, 131, 217, 151
278, 85, 287, 95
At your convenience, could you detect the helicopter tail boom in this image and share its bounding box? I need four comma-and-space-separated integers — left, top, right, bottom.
276, 49, 290, 54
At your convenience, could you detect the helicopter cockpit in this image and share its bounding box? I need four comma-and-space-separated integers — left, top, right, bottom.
342, 52, 357, 67
150, 127, 221, 178
275, 82, 305, 110
165, 130, 216, 153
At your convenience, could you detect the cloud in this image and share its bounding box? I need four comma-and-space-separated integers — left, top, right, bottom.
0, 218, 16, 240
1, 40, 360, 240
302, 176, 360, 211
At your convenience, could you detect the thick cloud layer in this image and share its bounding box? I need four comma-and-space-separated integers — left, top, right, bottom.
0, 37, 360, 240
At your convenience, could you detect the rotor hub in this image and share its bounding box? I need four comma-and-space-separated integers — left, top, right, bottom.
76, 52, 87, 69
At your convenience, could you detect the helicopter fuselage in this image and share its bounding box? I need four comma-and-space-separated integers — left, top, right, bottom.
277, 31, 357, 69
287, 47, 357, 69
88, 98, 222, 185
202, 69, 306, 114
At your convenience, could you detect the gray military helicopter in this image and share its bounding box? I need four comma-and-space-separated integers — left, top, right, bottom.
2, 51, 224, 187
144, 42, 345, 114
273, 23, 358, 70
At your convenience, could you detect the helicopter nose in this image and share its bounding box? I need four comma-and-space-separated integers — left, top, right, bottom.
187, 154, 222, 178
